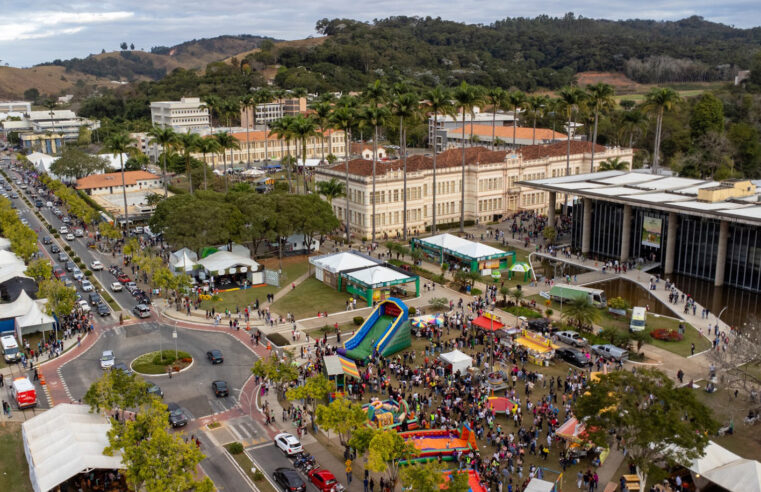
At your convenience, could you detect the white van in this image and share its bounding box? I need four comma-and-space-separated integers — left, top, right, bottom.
630, 306, 647, 332
1, 335, 21, 362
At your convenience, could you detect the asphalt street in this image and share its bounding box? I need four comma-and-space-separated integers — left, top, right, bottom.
59, 322, 257, 419
247, 442, 321, 492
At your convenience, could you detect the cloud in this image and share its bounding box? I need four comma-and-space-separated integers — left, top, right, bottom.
0, 10, 132, 42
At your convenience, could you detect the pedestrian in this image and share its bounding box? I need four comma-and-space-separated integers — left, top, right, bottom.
691, 343, 695, 356
168, 367, 172, 379
0, 373, 4, 387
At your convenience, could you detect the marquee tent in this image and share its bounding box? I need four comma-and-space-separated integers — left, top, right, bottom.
309, 251, 381, 275
197, 251, 259, 276
524, 478, 556, 492
16, 299, 56, 337
439, 349, 473, 375
684, 441, 761, 492
169, 248, 199, 273
411, 233, 514, 274
22, 403, 124, 492
0, 276, 38, 301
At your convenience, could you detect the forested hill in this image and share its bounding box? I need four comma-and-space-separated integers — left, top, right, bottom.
267, 15, 761, 92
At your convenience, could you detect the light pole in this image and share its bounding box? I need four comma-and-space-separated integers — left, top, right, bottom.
172, 321, 178, 360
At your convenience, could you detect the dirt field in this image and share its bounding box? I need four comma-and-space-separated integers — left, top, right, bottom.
0, 65, 109, 99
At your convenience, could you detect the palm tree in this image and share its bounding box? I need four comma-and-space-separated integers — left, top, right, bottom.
485, 87, 506, 150
453, 81, 482, 232
330, 104, 357, 243
252, 88, 273, 162
561, 297, 600, 331
586, 83, 616, 172
147, 125, 177, 197
360, 105, 390, 244
506, 90, 527, 148
390, 92, 420, 240
423, 86, 454, 235
270, 116, 297, 192
622, 109, 647, 148
240, 93, 255, 168
174, 131, 201, 194
558, 86, 587, 213
214, 132, 239, 192
103, 132, 136, 228
525, 94, 549, 145
364, 80, 387, 108
201, 94, 220, 135
643, 88, 681, 173
598, 157, 629, 171
310, 100, 333, 163
316, 178, 345, 205
42, 99, 60, 151
197, 137, 221, 190
290, 114, 319, 193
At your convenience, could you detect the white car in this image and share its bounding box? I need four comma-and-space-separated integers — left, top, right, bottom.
81, 280, 94, 292
72, 270, 84, 281
90, 260, 104, 271
77, 299, 91, 313
59, 226, 68, 234
74, 228, 84, 237
274, 433, 303, 455
100, 350, 115, 369
110, 282, 123, 292
65, 233, 74, 241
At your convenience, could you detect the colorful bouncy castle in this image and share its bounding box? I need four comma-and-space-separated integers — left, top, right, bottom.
398, 423, 478, 464
363, 398, 419, 430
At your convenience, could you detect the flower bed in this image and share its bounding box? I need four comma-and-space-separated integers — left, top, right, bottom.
649, 328, 683, 342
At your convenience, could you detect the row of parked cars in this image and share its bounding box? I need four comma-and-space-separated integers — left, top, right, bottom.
106, 264, 152, 318
44, 237, 110, 316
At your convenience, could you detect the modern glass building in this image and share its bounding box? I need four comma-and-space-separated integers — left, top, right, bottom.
522, 171, 761, 293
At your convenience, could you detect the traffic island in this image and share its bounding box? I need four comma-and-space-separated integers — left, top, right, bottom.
130, 350, 193, 375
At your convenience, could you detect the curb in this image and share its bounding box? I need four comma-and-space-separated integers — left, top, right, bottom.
130, 353, 196, 377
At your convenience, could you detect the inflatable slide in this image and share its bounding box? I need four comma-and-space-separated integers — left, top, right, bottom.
339, 298, 410, 361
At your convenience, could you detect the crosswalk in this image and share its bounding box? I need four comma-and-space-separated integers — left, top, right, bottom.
224, 418, 270, 447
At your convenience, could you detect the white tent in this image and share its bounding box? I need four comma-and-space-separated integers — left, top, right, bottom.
16, 300, 56, 336
439, 349, 472, 375
0, 237, 10, 251
26, 152, 57, 174
419, 233, 506, 260
197, 251, 259, 276
0, 290, 36, 319
242, 168, 265, 177
309, 251, 381, 274
524, 478, 555, 492
22, 403, 124, 492
685, 440, 761, 492
344, 265, 412, 287
297, 158, 322, 167
169, 248, 199, 273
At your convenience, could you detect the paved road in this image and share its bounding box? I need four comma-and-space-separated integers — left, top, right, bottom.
197, 431, 256, 492
247, 441, 321, 492
59, 322, 257, 418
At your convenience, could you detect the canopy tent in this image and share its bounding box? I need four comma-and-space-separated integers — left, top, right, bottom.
417, 233, 506, 259
241, 168, 265, 177
343, 265, 414, 287
323, 355, 359, 392
439, 349, 472, 375
296, 158, 322, 167
22, 403, 124, 492
16, 300, 56, 336
508, 261, 533, 281
309, 251, 381, 274
555, 417, 586, 443
169, 248, 199, 273
472, 314, 504, 331
0, 276, 38, 301
411, 233, 515, 274
684, 440, 761, 492
197, 251, 259, 276
27, 152, 57, 175
0, 290, 36, 319
524, 478, 556, 492
0, 237, 11, 251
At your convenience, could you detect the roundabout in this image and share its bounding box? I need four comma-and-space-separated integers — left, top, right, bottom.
131, 350, 194, 375
59, 321, 258, 421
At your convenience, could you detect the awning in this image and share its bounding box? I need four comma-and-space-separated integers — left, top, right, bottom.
472, 315, 504, 331
309, 251, 381, 274
556, 417, 586, 442
338, 355, 359, 379
197, 251, 259, 275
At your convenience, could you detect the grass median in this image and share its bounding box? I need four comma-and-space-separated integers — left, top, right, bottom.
132, 350, 192, 374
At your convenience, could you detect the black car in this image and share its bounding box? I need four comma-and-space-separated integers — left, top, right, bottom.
89, 293, 102, 304
167, 403, 188, 427
50, 244, 60, 253
42, 236, 52, 245
146, 382, 164, 398
556, 348, 593, 368
526, 318, 553, 334
273, 468, 306, 492
112, 362, 133, 374
211, 380, 229, 397
96, 303, 110, 317
206, 350, 224, 364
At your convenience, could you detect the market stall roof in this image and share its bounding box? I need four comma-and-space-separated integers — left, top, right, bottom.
22, 403, 124, 492
524, 478, 555, 492
415, 233, 511, 261
343, 265, 415, 288
439, 349, 473, 370
683, 440, 761, 492
323, 355, 360, 379
510, 262, 532, 272
472, 315, 504, 331
556, 417, 586, 442
197, 251, 259, 275
16, 300, 55, 328
309, 251, 381, 274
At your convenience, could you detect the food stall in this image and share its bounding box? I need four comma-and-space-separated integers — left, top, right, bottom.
514, 329, 558, 365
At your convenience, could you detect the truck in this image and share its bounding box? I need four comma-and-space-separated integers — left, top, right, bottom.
630, 306, 647, 332
11, 377, 37, 409
548, 284, 607, 308
1, 335, 21, 362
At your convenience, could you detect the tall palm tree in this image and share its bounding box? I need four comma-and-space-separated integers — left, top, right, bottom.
174, 131, 201, 194
290, 114, 319, 193
643, 88, 681, 173
103, 132, 136, 228
214, 132, 239, 193
453, 81, 482, 232
364, 80, 387, 108
360, 105, 390, 244
506, 90, 527, 148
310, 100, 333, 163
525, 94, 549, 145
147, 125, 177, 197
240, 93, 255, 168
252, 88, 273, 162
558, 86, 587, 213
316, 178, 345, 205
269, 117, 292, 192
423, 86, 454, 235
485, 87, 506, 150
586, 83, 616, 172
197, 137, 221, 190
390, 92, 420, 240
330, 104, 357, 243
622, 109, 648, 148
201, 94, 220, 135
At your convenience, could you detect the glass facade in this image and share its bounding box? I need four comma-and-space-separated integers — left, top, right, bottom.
570, 200, 624, 259
673, 216, 720, 282
725, 223, 761, 292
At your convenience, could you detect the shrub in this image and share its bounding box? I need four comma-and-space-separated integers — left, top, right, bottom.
84, 269, 92, 276
353, 316, 364, 326
227, 442, 244, 454
470, 288, 482, 296
408, 307, 416, 316
545, 308, 554, 317
252, 469, 265, 481
506, 306, 542, 318
650, 328, 683, 342
608, 296, 630, 310
268, 333, 290, 346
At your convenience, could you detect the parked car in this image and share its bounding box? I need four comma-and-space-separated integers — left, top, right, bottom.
133, 304, 151, 318
273, 468, 306, 492
50, 244, 60, 253
90, 260, 104, 270
74, 228, 84, 237
57, 252, 68, 262
591, 344, 629, 362
167, 403, 188, 427
146, 382, 164, 398
59, 226, 68, 234
556, 348, 593, 368
42, 236, 52, 245
206, 350, 224, 364
211, 380, 229, 397
81, 280, 94, 292
110, 282, 123, 292
65, 233, 74, 241
555, 330, 587, 347
96, 303, 110, 317
117, 274, 131, 284
100, 350, 115, 369
308, 469, 344, 492
77, 300, 91, 313
53, 267, 65, 279
112, 362, 132, 374
274, 432, 303, 455
65, 261, 76, 271
89, 292, 102, 304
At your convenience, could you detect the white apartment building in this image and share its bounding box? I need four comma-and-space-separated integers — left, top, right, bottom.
316, 142, 633, 239
0, 101, 31, 115
150, 97, 210, 132
194, 129, 346, 168
429, 107, 517, 152
240, 97, 307, 125
28, 110, 100, 140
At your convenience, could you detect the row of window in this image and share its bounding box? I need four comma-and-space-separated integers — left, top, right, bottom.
521, 192, 547, 206
478, 177, 504, 192
479, 197, 503, 212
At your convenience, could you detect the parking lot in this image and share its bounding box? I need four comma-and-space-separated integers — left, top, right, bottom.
59, 322, 257, 419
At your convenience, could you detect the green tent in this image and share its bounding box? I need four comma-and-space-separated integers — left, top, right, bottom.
508, 261, 533, 281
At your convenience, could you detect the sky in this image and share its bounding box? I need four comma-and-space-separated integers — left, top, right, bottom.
1, 1, 760, 67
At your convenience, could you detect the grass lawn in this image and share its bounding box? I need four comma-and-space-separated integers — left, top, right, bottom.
132, 350, 192, 374
199, 256, 310, 313
695, 387, 761, 460
270, 277, 351, 319
0, 423, 33, 492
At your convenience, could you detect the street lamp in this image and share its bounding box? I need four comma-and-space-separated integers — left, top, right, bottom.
172, 322, 178, 360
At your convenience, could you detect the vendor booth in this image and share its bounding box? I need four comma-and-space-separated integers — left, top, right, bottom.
472, 312, 504, 332
439, 349, 473, 375
309, 251, 381, 289
197, 251, 261, 290
323, 354, 359, 392
340, 265, 419, 306
411, 233, 515, 274
514, 329, 558, 365
508, 261, 534, 281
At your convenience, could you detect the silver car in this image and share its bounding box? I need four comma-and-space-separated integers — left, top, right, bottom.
555, 330, 587, 347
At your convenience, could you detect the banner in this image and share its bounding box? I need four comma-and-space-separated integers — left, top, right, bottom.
641, 217, 663, 248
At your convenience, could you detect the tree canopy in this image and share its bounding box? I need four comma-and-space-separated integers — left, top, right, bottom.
49, 148, 111, 180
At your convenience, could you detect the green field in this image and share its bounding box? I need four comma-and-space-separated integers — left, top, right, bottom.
270, 277, 352, 319
0, 423, 33, 492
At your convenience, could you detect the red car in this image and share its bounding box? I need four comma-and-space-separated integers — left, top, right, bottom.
117, 274, 131, 284
308, 469, 344, 492
53, 267, 65, 279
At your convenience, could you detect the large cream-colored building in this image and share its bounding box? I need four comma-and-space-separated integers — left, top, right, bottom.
194, 129, 346, 168
240, 97, 307, 125
315, 142, 633, 239
150, 97, 210, 132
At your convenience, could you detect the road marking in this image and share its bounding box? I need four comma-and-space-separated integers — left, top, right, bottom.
246, 441, 273, 450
